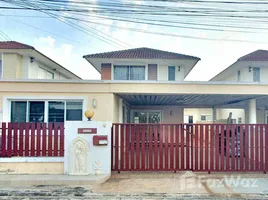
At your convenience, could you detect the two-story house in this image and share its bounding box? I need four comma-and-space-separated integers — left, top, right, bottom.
211, 50, 268, 83
0, 41, 81, 80
0, 41, 83, 124
83, 47, 200, 82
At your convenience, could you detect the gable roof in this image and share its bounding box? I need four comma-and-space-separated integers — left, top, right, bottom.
83, 47, 200, 60
0, 41, 81, 79
0, 41, 34, 50
238, 49, 268, 61
210, 49, 268, 81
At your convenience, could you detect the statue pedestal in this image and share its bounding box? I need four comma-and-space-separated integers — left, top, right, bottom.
64, 121, 112, 176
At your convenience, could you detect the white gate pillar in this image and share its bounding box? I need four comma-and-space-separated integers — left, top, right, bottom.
64, 119, 112, 176
248, 99, 257, 124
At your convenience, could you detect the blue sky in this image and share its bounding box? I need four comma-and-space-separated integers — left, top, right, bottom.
1, 0, 268, 80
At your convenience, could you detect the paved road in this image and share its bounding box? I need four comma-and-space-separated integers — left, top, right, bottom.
0, 185, 267, 200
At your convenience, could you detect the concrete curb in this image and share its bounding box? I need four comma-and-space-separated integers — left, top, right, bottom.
0, 174, 110, 186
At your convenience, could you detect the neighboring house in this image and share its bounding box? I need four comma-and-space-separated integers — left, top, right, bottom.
0, 41, 82, 123
0, 41, 81, 80
211, 50, 268, 82
83, 47, 200, 81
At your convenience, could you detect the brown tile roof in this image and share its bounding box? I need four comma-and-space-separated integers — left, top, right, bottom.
83, 47, 200, 60
0, 41, 34, 49
238, 49, 268, 61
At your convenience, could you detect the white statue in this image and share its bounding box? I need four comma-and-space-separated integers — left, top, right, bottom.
69, 137, 89, 175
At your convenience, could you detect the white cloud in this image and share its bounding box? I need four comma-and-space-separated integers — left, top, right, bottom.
33, 36, 100, 80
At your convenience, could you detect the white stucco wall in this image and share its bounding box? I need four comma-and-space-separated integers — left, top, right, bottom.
212, 61, 268, 82
28, 58, 68, 80
184, 108, 213, 123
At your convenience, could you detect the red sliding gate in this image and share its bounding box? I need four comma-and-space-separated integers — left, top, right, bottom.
112, 123, 268, 173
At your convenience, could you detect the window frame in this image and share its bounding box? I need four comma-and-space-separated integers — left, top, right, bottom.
113, 65, 146, 80
168, 66, 176, 81
4, 96, 86, 123
38, 66, 55, 79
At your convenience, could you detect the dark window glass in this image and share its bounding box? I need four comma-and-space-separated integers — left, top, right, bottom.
114, 66, 129, 80
11, 101, 27, 122
168, 66, 175, 81
66, 101, 82, 121
48, 101, 64, 122
29, 101, 45, 122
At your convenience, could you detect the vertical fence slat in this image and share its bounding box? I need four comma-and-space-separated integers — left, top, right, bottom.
19, 123, 24, 156
42, 123, 47, 156
149, 125, 153, 170
226, 125, 230, 171
215, 125, 219, 171
154, 125, 159, 170
48, 123, 53, 156
200, 124, 203, 171
245, 125, 249, 171
159, 125, 164, 170
176, 125, 180, 170
240, 125, 244, 171
250, 125, 255, 170
165, 125, 169, 170
186, 125, 190, 170
13, 123, 18, 156
131, 125, 135, 170
195, 124, 199, 171
31, 123, 35, 156
255, 125, 259, 171
231, 125, 235, 171
210, 125, 214, 172
180, 124, 184, 170
59, 123, 64, 157
114, 124, 119, 171
204, 125, 209, 171
54, 123, 59, 157
1, 123, 6, 157
7, 123, 12, 157
25, 123, 30, 157
170, 125, 174, 171
125, 125, 130, 170
120, 124, 125, 171
141, 125, 146, 170
260, 125, 264, 171
36, 123, 41, 156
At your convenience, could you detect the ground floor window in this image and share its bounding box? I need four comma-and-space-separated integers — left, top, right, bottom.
132, 111, 162, 123
10, 100, 83, 123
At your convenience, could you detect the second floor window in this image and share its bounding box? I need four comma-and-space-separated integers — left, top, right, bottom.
168, 66, 175, 81
38, 67, 54, 79
253, 67, 260, 82
114, 65, 145, 80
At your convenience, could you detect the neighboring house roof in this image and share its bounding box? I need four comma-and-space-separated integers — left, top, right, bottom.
210, 49, 268, 81
83, 47, 200, 60
238, 49, 268, 61
0, 41, 81, 80
0, 41, 34, 50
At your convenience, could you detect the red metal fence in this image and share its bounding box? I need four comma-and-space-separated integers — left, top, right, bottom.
112, 123, 268, 173
0, 123, 64, 157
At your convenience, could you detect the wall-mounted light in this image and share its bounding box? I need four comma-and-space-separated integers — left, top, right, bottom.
249, 66, 252, 72
170, 110, 173, 116
92, 99, 97, 108
30, 57, 34, 63
178, 66, 181, 71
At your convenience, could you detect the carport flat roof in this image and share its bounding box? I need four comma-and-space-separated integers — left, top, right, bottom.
118, 94, 266, 107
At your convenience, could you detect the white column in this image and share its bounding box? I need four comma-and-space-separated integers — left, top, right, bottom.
118, 98, 123, 123
248, 99, 257, 124
212, 107, 217, 122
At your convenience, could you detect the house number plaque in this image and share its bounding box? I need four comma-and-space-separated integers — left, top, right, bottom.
78, 128, 97, 134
